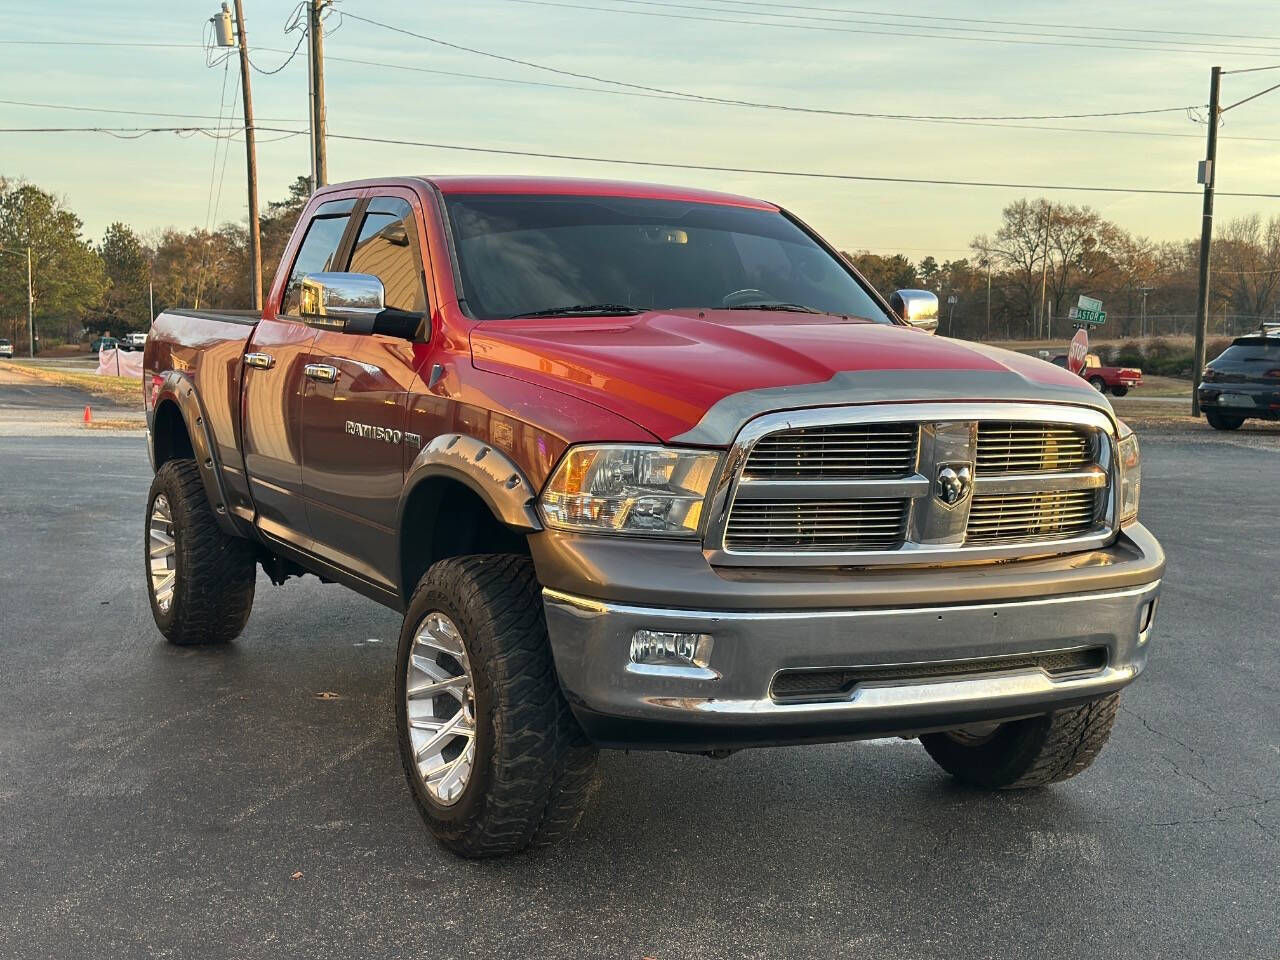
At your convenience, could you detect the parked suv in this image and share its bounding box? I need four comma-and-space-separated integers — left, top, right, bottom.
0, 338, 12, 358
1199, 328, 1280, 429
142, 176, 1163, 857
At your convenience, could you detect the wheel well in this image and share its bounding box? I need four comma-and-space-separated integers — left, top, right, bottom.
400, 476, 531, 603
152, 400, 195, 467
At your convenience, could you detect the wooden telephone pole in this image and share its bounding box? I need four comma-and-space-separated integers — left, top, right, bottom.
231, 0, 262, 310
309, 0, 328, 187
1190, 66, 1221, 418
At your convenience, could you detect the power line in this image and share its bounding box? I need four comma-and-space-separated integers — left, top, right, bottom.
1222, 80, 1280, 112
0, 97, 299, 123
691, 0, 1280, 43
4, 122, 1276, 198
588, 0, 1280, 53
0, 125, 304, 140
494, 0, 1280, 58
0, 40, 207, 48
250, 126, 1280, 199
340, 12, 1205, 121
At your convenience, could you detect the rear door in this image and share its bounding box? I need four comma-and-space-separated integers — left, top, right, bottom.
300, 191, 433, 590
241, 199, 354, 547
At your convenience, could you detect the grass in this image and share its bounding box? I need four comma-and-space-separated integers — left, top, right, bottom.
0, 359, 143, 407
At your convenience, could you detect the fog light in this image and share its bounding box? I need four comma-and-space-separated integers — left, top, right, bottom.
630, 629, 713, 668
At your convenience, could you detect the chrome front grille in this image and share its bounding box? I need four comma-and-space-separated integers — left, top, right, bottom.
724, 498, 908, 552
743, 424, 918, 479
977, 422, 1091, 473
712, 403, 1115, 565
965, 489, 1101, 544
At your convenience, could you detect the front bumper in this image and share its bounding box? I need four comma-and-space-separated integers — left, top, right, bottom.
535, 525, 1164, 751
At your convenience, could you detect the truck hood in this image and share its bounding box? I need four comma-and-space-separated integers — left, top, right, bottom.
469, 309, 1112, 445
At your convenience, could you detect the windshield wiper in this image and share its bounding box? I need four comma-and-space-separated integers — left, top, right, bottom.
723, 302, 823, 314
507, 303, 643, 318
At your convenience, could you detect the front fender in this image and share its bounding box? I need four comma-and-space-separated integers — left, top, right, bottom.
399, 433, 542, 533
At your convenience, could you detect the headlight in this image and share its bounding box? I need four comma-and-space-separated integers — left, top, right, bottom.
1116, 421, 1140, 526
540, 445, 721, 538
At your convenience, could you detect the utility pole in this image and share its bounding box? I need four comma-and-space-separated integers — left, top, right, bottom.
309, 0, 328, 187
1137, 283, 1154, 338
232, 0, 263, 310
26, 246, 34, 357
981, 256, 992, 341
1039, 204, 1051, 341
1191, 67, 1221, 417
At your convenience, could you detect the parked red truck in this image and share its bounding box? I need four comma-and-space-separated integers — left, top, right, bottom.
1051, 352, 1143, 396
143, 176, 1163, 857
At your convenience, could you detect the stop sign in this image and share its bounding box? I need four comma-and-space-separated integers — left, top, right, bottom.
1067, 328, 1089, 376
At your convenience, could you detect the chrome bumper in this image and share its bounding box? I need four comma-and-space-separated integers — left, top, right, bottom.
543, 581, 1161, 750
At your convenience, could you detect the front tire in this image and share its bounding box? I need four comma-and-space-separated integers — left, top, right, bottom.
396, 554, 598, 858
919, 693, 1119, 789
1088, 376, 1107, 393
1206, 411, 1244, 431
145, 459, 256, 645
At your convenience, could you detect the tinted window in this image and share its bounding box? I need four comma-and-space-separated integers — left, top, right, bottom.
443, 195, 888, 321
281, 214, 350, 316
347, 198, 427, 313
1216, 342, 1280, 364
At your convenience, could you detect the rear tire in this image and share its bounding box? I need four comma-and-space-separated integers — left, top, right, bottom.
1206, 411, 1244, 431
396, 554, 598, 858
1110, 386, 1129, 397
1088, 376, 1107, 393
919, 693, 1119, 789
145, 459, 256, 645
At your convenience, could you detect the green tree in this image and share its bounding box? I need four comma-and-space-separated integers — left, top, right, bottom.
91, 221, 151, 336
0, 180, 106, 349
840, 251, 918, 300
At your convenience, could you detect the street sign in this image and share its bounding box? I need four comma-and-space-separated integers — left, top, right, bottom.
1068, 306, 1107, 326
1068, 328, 1089, 376
1077, 295, 1102, 313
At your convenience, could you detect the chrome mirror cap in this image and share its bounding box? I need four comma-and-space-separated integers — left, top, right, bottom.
299, 272, 386, 330
890, 289, 940, 333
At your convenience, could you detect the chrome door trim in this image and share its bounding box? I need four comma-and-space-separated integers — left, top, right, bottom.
702, 401, 1118, 568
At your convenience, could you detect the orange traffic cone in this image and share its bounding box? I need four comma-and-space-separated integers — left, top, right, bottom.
83, 405, 92, 423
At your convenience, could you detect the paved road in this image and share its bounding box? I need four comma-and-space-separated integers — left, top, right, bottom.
0, 432, 1276, 959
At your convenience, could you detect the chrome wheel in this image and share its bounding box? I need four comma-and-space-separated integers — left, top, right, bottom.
148, 494, 177, 613
405, 612, 477, 806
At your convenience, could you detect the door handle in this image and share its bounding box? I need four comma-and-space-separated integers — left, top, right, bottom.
304, 363, 339, 383
244, 352, 275, 370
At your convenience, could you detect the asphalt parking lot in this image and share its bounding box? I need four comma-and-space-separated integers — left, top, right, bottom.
1, 427, 1277, 960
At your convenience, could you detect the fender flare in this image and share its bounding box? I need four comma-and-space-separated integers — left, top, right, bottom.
398, 433, 542, 534
149, 371, 248, 537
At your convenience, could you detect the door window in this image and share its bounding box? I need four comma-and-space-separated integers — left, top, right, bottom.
281, 213, 351, 316
347, 198, 428, 313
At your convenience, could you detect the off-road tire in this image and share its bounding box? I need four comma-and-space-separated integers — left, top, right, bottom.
1111, 386, 1129, 397
1088, 376, 1107, 393
919, 693, 1120, 789
396, 554, 598, 858
145, 459, 256, 645
1206, 411, 1244, 431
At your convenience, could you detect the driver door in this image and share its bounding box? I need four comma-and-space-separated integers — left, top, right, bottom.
300, 193, 432, 592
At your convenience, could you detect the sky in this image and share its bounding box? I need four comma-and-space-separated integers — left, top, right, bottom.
2, 0, 1278, 259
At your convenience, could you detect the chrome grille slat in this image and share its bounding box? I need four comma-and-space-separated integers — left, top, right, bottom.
964, 489, 1100, 544
742, 424, 918, 481
975, 422, 1091, 474
723, 497, 908, 551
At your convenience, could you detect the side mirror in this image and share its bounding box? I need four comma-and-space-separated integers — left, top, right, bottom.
890, 289, 939, 333
299, 271, 423, 339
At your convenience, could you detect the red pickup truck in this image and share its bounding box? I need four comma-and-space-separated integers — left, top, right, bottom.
143, 176, 1162, 857
1051, 352, 1143, 396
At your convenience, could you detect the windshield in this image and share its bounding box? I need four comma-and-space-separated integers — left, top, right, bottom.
443, 194, 890, 322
